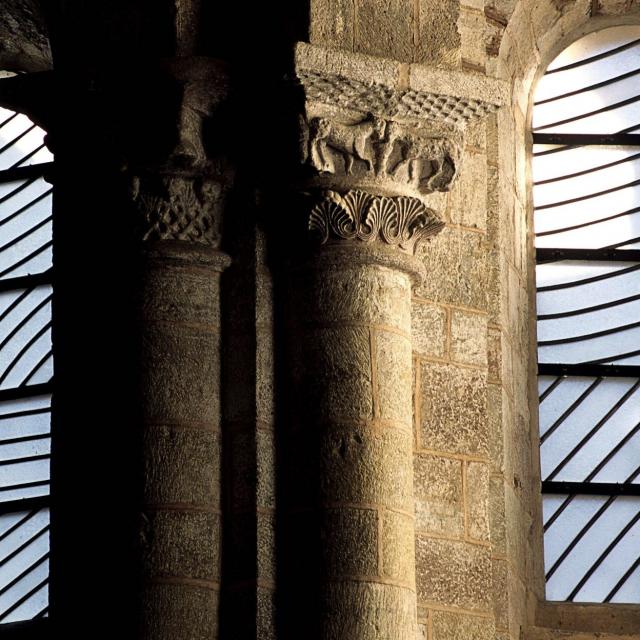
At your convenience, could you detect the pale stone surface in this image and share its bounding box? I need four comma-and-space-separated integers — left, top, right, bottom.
449, 148, 488, 230
415, 535, 493, 610
417, 0, 462, 67
296, 265, 412, 333
493, 558, 509, 630
294, 326, 374, 422
412, 300, 448, 358
450, 308, 487, 366
431, 609, 495, 640
375, 329, 413, 425
414, 454, 464, 535
323, 582, 418, 639
323, 507, 379, 577
309, 0, 354, 50
416, 226, 488, 310
488, 326, 502, 381
257, 511, 276, 583
256, 428, 276, 509
490, 474, 507, 555
381, 509, 415, 584
467, 461, 490, 540
321, 425, 414, 512
420, 361, 488, 456
356, 0, 414, 62
459, 6, 489, 69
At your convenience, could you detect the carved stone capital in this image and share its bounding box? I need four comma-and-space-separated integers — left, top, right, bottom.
301, 114, 460, 198
131, 173, 226, 248
308, 189, 444, 256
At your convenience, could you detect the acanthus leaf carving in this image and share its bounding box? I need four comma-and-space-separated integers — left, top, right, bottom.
308, 190, 444, 255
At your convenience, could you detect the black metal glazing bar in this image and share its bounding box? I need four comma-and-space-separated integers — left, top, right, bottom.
0, 510, 39, 545
542, 482, 640, 495
567, 508, 640, 600
545, 38, 640, 74
0, 113, 19, 131
536, 206, 640, 238
535, 178, 640, 211
0, 164, 52, 185
537, 262, 640, 292
0, 240, 52, 280
538, 293, 640, 320
0, 454, 49, 468
0, 179, 36, 209
545, 380, 640, 481
539, 363, 640, 377
535, 66, 640, 106
584, 347, 640, 365
0, 525, 49, 571
0, 321, 52, 387
534, 151, 640, 186
0, 385, 51, 403
0, 552, 49, 602
534, 94, 640, 132
539, 321, 640, 346
533, 133, 640, 145
0, 480, 48, 494
539, 376, 563, 403
0, 407, 49, 423
0, 289, 33, 326
540, 378, 602, 445
0, 272, 51, 294
536, 248, 640, 262
0, 434, 49, 448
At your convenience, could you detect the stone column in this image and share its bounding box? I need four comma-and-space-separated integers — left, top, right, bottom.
136, 179, 230, 640
125, 62, 233, 640
283, 191, 442, 639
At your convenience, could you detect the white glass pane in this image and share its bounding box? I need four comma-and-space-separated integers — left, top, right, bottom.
0, 108, 51, 171
538, 376, 595, 439
545, 495, 640, 603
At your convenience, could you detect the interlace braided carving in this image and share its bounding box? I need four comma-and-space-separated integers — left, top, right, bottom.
309, 190, 444, 255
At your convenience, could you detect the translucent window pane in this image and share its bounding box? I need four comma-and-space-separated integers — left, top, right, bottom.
0, 109, 52, 171
544, 495, 640, 603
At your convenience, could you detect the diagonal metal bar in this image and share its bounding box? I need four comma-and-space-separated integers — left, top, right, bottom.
0, 577, 47, 622
0, 320, 52, 387
605, 555, 640, 602
539, 376, 563, 403
0, 240, 52, 280
545, 38, 640, 74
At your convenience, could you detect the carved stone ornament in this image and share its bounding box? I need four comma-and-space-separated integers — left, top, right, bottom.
308, 190, 444, 255
131, 174, 223, 247
302, 114, 459, 197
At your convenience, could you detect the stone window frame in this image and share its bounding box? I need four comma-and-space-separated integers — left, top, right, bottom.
525, 16, 640, 637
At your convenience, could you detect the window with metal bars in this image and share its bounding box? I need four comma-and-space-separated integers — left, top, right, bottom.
0, 97, 53, 622
533, 25, 640, 603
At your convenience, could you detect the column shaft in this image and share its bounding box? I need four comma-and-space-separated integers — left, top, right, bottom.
139, 242, 229, 640
285, 245, 418, 640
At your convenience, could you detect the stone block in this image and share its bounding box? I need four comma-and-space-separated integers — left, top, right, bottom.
295, 326, 373, 422
257, 428, 276, 510
412, 300, 447, 359
459, 6, 488, 69
295, 265, 411, 333
356, 0, 414, 62
419, 361, 488, 456
256, 328, 275, 425
431, 609, 494, 640
489, 474, 507, 555
488, 326, 502, 382
321, 424, 414, 512
323, 507, 379, 578
450, 308, 487, 367
381, 509, 415, 584
417, 0, 461, 66
257, 587, 276, 640
143, 583, 218, 640
323, 581, 417, 640
467, 461, 490, 541
416, 226, 488, 310
487, 383, 507, 473
493, 558, 509, 630
142, 328, 220, 425
449, 150, 488, 231
375, 330, 413, 426
145, 509, 220, 582
415, 535, 492, 610
143, 426, 220, 507
414, 453, 464, 536
309, 0, 354, 50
